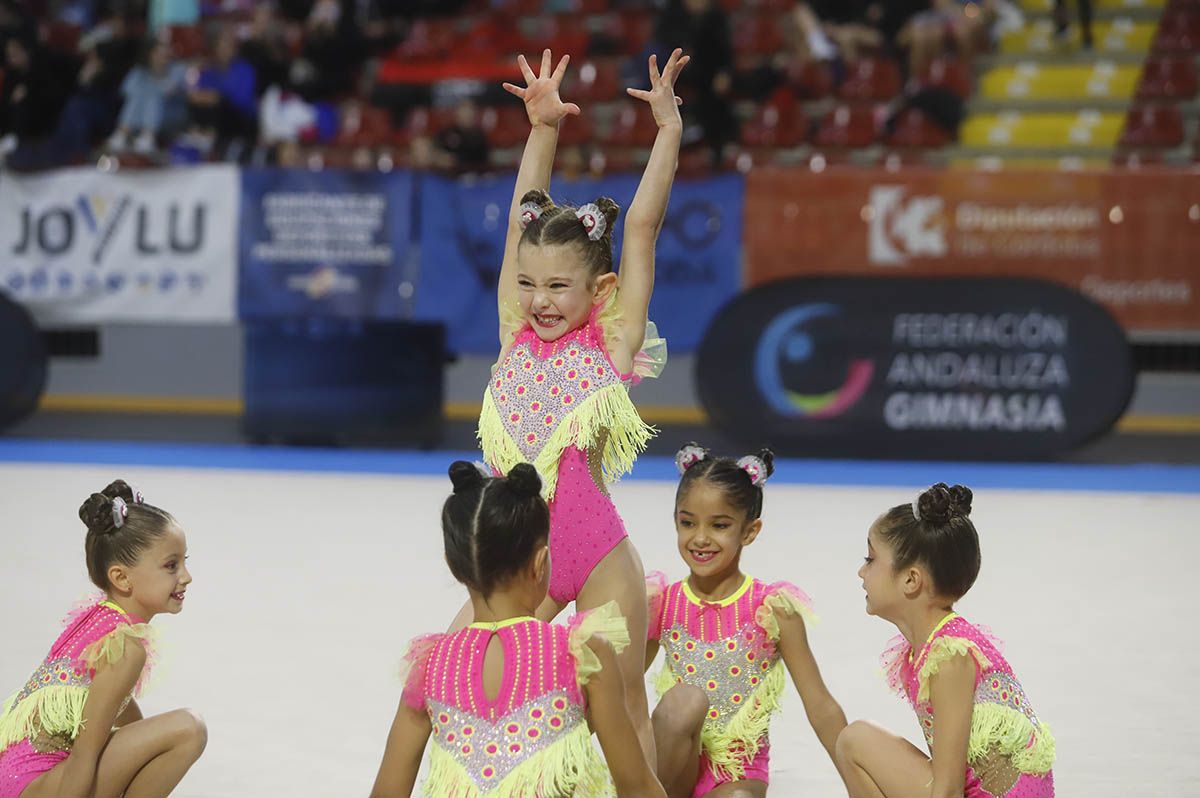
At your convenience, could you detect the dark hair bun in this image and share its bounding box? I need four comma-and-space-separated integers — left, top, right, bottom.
756, 448, 776, 479
448, 461, 488, 494
520, 188, 555, 211
101, 480, 135, 502
917, 482, 972, 526
594, 196, 620, 234
505, 463, 543, 498
79, 493, 114, 533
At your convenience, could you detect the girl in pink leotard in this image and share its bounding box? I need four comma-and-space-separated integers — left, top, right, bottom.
837, 483, 1056, 798
370, 462, 663, 798
473, 46, 690, 762
0, 480, 205, 798
645, 445, 846, 798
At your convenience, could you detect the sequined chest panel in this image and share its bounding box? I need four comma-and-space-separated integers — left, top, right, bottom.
912, 670, 1041, 749
426, 693, 585, 790
661, 624, 780, 731
490, 332, 624, 463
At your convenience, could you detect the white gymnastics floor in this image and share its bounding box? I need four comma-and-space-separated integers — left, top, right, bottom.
0, 450, 1197, 797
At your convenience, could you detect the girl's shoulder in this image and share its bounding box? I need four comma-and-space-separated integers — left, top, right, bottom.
564, 601, 631, 687
753, 579, 818, 641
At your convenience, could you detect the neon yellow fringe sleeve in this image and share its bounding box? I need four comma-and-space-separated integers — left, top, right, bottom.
423, 725, 614, 798
755, 589, 819, 643
967, 705, 1056, 775
569, 601, 631, 688
915, 636, 991, 704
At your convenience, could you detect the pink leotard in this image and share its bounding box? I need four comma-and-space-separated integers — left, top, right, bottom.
0, 599, 155, 798
401, 602, 629, 797
478, 302, 660, 604
647, 573, 815, 793
881, 613, 1056, 797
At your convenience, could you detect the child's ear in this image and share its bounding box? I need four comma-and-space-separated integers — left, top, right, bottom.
107, 564, 132, 595
532, 544, 550, 585
741, 518, 762, 547
901, 566, 924, 600
592, 272, 617, 304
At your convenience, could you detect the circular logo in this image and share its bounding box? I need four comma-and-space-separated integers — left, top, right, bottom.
753, 303, 874, 419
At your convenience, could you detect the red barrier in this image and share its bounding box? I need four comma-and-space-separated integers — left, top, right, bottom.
744, 168, 1200, 334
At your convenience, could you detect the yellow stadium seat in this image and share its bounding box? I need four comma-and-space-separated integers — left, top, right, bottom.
979, 63, 1141, 101
960, 111, 1126, 148
1000, 19, 1157, 54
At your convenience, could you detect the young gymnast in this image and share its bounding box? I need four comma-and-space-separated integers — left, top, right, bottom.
0, 480, 205, 798
371, 462, 664, 798
646, 444, 846, 797
471, 46, 690, 760
836, 483, 1056, 797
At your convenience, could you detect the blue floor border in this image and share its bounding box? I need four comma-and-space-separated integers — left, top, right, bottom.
1, 439, 1197, 493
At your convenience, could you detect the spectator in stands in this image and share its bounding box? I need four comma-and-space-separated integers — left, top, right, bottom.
106, 38, 188, 153
187, 27, 258, 160
239, 2, 294, 97
0, 35, 75, 158
899, 0, 1014, 76
796, 1, 886, 62
1054, 0, 1093, 49
289, 0, 365, 102
434, 98, 489, 173
652, 0, 736, 167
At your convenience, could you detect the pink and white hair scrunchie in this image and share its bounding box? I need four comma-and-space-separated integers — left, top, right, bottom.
518, 201, 544, 230
736, 455, 769, 487
911, 494, 923, 522
675, 444, 707, 475
575, 203, 606, 241
111, 497, 129, 530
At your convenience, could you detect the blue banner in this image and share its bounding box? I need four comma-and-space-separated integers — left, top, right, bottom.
413, 172, 743, 354
238, 168, 416, 319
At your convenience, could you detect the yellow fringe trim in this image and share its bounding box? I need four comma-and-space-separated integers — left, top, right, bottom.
0, 624, 155, 750
654, 660, 787, 783
478, 382, 654, 502
0, 685, 89, 750
916, 636, 992, 704
422, 724, 613, 798
754, 592, 818, 642
568, 601, 631, 688
967, 705, 1056, 776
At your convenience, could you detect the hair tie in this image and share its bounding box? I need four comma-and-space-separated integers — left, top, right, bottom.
111, 496, 129, 529
675, 444, 707, 475
736, 455, 769, 487
575, 203, 606, 241
911, 495, 922, 522
518, 201, 543, 230
472, 461, 493, 480
133, 489, 144, 505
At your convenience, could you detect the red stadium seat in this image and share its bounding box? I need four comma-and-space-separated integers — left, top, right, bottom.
1154, 11, 1200, 54
524, 16, 590, 58
557, 114, 595, 148
813, 105, 879, 148
885, 107, 952, 148
597, 11, 654, 56
396, 19, 458, 60
337, 105, 394, 148
480, 105, 530, 149
1137, 57, 1199, 100
566, 58, 622, 103
402, 107, 456, 142
837, 58, 903, 102
921, 58, 972, 99
732, 13, 786, 56
166, 25, 206, 59
786, 60, 834, 99
1119, 105, 1185, 148
44, 21, 82, 53
740, 102, 809, 148
605, 103, 659, 148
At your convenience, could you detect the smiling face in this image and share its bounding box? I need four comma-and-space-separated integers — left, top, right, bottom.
516, 243, 609, 342
110, 525, 192, 620
674, 478, 761, 582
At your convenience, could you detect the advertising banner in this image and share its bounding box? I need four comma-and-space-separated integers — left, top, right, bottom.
744, 169, 1200, 334
0, 165, 238, 323
414, 172, 743, 354
696, 277, 1134, 460
238, 168, 417, 319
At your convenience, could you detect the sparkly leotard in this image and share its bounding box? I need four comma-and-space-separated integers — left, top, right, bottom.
0, 599, 156, 798
647, 573, 815, 794
401, 602, 629, 797
478, 301, 663, 604
881, 613, 1055, 797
